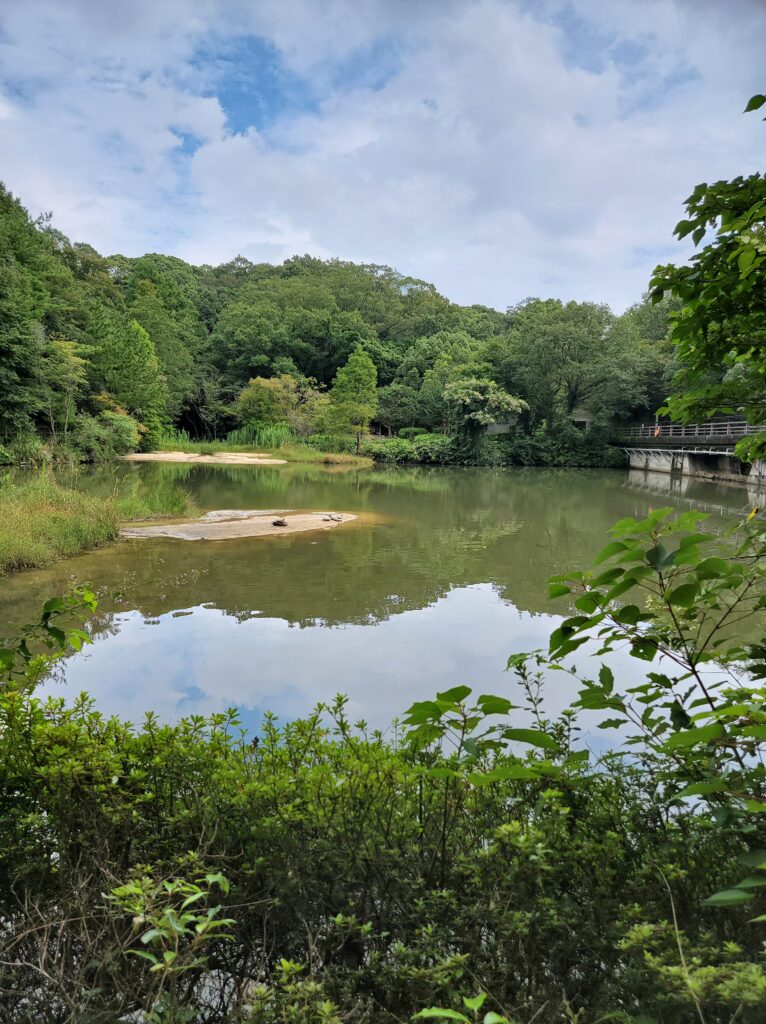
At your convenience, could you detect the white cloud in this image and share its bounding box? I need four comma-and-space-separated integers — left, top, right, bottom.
0, 0, 763, 309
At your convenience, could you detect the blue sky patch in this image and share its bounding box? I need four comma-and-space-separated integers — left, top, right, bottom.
192, 34, 319, 134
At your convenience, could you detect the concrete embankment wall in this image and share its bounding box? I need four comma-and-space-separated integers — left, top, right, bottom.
626, 449, 766, 487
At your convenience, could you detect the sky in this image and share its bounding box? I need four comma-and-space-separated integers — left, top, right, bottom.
0, 0, 763, 312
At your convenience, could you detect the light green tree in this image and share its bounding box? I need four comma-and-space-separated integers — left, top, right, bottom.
38, 338, 90, 438
91, 314, 168, 449
443, 376, 527, 439
328, 346, 378, 451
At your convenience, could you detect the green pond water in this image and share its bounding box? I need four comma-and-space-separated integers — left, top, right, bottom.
1, 461, 760, 731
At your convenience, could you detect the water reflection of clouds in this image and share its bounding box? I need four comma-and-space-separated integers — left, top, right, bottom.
41, 584, 651, 738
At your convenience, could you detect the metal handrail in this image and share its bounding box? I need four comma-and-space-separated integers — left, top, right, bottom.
619, 420, 766, 440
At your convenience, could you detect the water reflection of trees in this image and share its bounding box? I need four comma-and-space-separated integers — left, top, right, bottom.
0, 465, 749, 639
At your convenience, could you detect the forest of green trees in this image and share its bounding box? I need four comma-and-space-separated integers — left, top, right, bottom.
0, 180, 684, 468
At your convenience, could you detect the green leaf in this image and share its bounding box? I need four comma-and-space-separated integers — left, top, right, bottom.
592, 567, 624, 587
703, 888, 753, 906
599, 664, 614, 692
744, 94, 766, 112
738, 248, 756, 275
415, 1010, 470, 1021
502, 728, 558, 750
567, 748, 590, 763
630, 639, 658, 662
483, 1014, 509, 1024
128, 949, 160, 964
734, 875, 766, 890
663, 722, 726, 750
646, 544, 672, 570
674, 779, 728, 798
695, 557, 729, 580
476, 694, 514, 715
667, 583, 698, 608
436, 686, 472, 704
615, 603, 642, 624
594, 541, 627, 565
739, 849, 766, 870
606, 578, 638, 602
742, 725, 766, 740
463, 995, 487, 1012
181, 892, 206, 909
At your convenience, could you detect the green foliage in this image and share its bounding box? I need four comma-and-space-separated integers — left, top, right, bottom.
227, 421, 296, 448
491, 298, 661, 429
71, 410, 141, 460
0, 473, 195, 574
0, 178, 683, 464
412, 432, 456, 463
0, 474, 121, 574
0, 585, 97, 690
236, 373, 329, 438
91, 316, 169, 448
360, 436, 416, 463
327, 345, 378, 448
443, 377, 527, 437
650, 99, 766, 458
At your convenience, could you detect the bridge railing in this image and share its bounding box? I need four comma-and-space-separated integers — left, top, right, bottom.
619, 420, 766, 441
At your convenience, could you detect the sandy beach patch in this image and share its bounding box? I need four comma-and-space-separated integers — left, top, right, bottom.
123, 451, 287, 466
121, 509, 357, 541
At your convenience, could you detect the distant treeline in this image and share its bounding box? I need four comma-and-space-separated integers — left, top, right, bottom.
0, 181, 681, 464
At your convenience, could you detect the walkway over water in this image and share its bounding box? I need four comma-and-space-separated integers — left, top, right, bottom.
617, 420, 766, 485
617, 419, 765, 453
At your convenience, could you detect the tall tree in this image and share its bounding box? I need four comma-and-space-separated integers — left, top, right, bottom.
129, 280, 195, 418
90, 313, 168, 448
0, 186, 50, 438
443, 377, 527, 440
38, 339, 90, 437
328, 346, 378, 451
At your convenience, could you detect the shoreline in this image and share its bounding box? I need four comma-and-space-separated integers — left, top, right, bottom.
123, 451, 288, 466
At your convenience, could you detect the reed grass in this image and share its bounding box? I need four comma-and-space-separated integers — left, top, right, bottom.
0, 476, 197, 575
156, 429, 373, 468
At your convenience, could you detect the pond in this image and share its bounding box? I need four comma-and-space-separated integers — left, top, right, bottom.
1, 462, 760, 731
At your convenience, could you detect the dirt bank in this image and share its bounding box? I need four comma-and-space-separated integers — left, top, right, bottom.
123, 451, 287, 466
121, 509, 356, 541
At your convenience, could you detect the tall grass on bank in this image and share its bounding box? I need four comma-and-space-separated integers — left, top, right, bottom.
157, 426, 373, 468
0, 476, 196, 575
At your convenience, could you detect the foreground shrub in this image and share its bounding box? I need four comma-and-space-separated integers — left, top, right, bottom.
0, 688, 750, 1024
